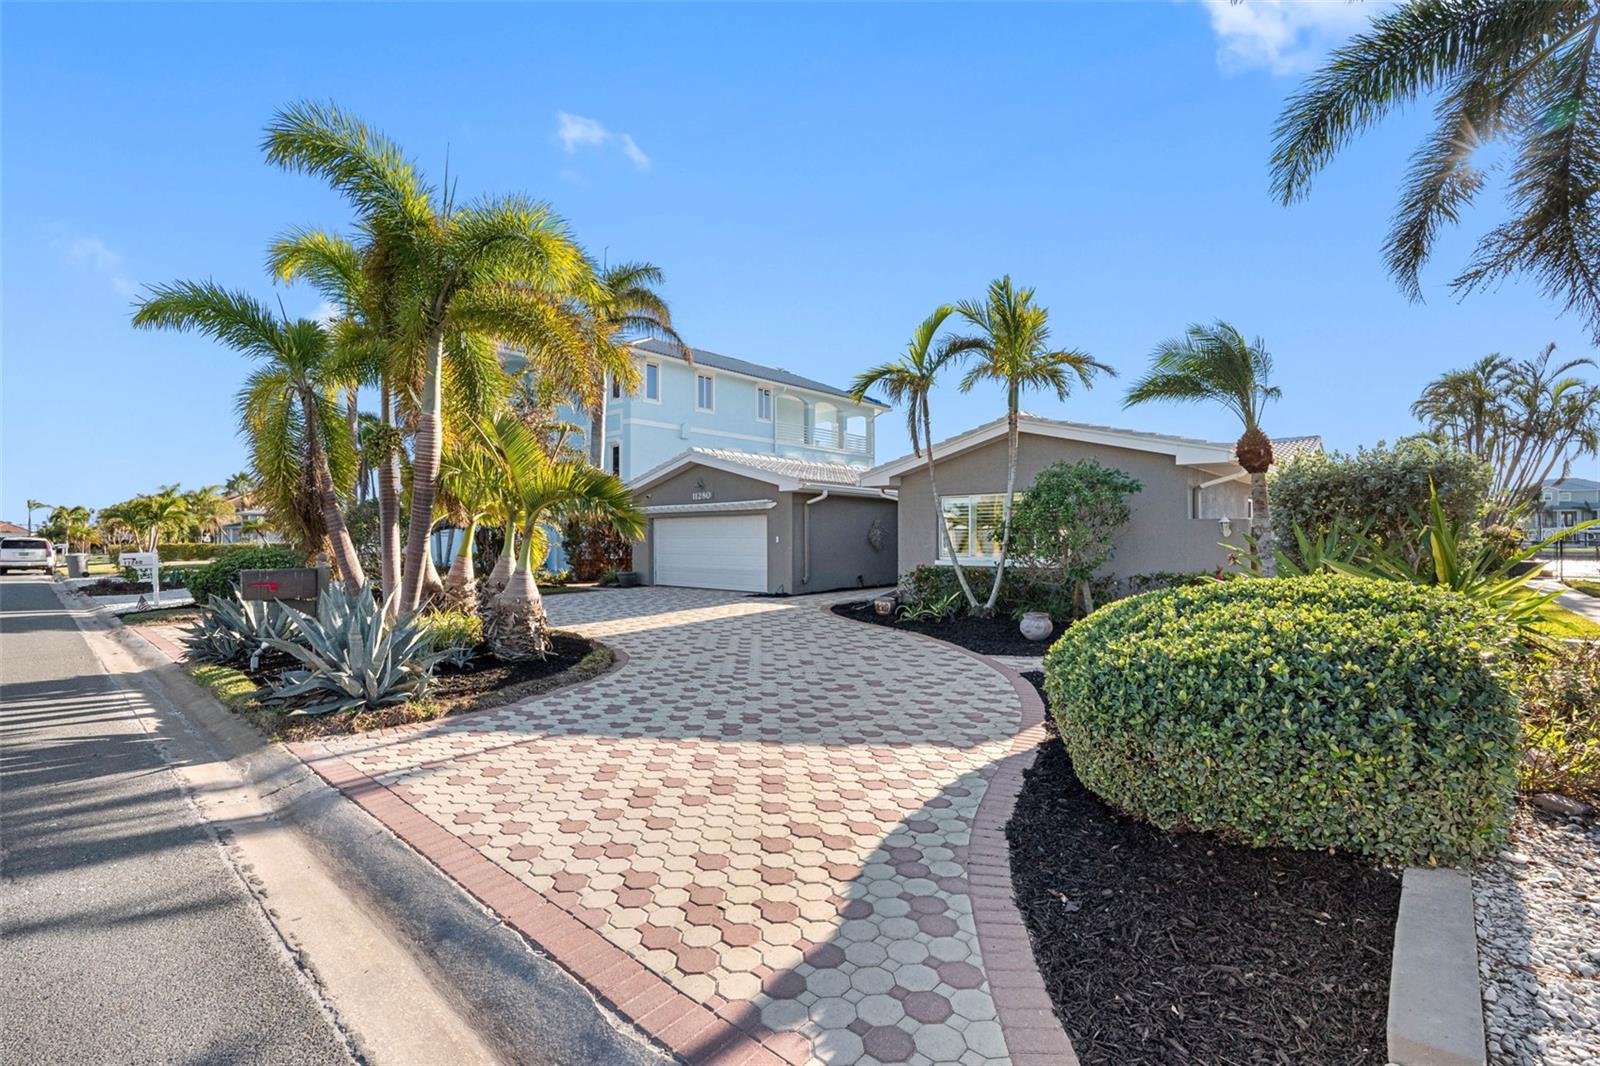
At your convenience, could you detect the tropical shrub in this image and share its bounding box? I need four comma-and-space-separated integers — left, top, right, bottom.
261, 585, 452, 715
560, 516, 632, 581
1043, 575, 1519, 864
419, 609, 484, 668
1007, 460, 1142, 616
1270, 439, 1490, 569
1517, 642, 1600, 799
187, 545, 302, 605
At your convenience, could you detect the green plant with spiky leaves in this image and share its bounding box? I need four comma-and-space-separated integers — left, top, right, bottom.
1125, 321, 1283, 574
943, 277, 1112, 615
1272, 0, 1600, 341
133, 282, 367, 591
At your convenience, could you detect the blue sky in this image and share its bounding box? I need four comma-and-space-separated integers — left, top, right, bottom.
4, 1, 1597, 525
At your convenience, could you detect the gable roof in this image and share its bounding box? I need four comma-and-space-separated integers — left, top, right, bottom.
1544, 476, 1600, 491
630, 339, 887, 409
0, 521, 30, 535
627, 446, 883, 496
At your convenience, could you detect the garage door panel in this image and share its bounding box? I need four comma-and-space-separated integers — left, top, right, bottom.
654, 515, 767, 592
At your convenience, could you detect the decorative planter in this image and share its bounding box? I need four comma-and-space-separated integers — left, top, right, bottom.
616, 571, 642, 588
873, 596, 896, 616
1019, 611, 1053, 642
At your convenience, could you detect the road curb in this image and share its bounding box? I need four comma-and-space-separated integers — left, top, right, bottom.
57, 583, 669, 1066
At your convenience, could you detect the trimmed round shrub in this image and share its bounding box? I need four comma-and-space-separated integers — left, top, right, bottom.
1043, 574, 1519, 864
187, 545, 302, 605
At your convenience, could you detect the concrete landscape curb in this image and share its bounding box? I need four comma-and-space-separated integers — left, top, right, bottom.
1387, 867, 1488, 1066
59, 583, 667, 1066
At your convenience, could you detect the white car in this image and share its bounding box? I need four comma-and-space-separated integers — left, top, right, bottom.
0, 537, 57, 573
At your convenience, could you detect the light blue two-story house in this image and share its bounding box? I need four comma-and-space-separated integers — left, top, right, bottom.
593, 338, 887, 482
1530, 476, 1600, 544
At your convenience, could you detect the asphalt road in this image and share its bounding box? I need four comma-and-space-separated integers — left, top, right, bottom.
0, 574, 356, 1065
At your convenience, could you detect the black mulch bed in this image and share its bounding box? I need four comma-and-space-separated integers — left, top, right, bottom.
427, 632, 596, 701
76, 577, 189, 595
1009, 672, 1401, 1066
830, 600, 1064, 656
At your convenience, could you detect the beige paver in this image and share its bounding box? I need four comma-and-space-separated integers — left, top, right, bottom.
307, 587, 1032, 1065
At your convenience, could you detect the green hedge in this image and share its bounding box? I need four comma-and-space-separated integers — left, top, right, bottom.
102, 540, 289, 563
187, 546, 303, 605
1043, 574, 1519, 864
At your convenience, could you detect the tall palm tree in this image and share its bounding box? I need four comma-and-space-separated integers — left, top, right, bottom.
1411, 355, 1513, 456
946, 277, 1113, 614
851, 305, 981, 610
223, 471, 257, 499
1271, 1, 1600, 341
583, 260, 688, 462
46, 505, 92, 553
133, 487, 192, 551
479, 415, 642, 659
183, 485, 236, 541
25, 499, 48, 534
1125, 321, 1283, 575
264, 101, 604, 613
132, 282, 367, 590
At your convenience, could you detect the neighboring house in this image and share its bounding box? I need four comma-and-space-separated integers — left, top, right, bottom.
0, 521, 29, 536
592, 339, 888, 482
1528, 476, 1600, 544
627, 448, 897, 594
862, 415, 1323, 580
217, 493, 283, 545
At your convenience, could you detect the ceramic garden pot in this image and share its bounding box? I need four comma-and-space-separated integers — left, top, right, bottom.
1019, 611, 1053, 642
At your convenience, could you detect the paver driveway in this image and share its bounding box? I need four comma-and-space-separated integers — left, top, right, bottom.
295, 588, 1070, 1066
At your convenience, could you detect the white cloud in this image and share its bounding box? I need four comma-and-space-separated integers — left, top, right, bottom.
1200, 0, 1387, 76
58, 234, 138, 296
555, 111, 651, 171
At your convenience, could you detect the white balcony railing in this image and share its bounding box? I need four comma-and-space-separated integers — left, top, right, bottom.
775, 422, 868, 454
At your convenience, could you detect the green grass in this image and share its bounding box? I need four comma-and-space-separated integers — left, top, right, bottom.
122, 606, 202, 625
1565, 579, 1600, 598
187, 662, 260, 708
1533, 600, 1600, 641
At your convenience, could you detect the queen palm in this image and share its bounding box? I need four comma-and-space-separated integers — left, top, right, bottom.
1125, 322, 1283, 575
264, 101, 600, 613
132, 283, 366, 590
479, 416, 642, 660
851, 305, 980, 610
25, 499, 48, 534
1272, 1, 1600, 340
947, 277, 1113, 614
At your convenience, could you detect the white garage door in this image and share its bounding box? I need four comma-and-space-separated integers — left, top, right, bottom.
653, 514, 768, 592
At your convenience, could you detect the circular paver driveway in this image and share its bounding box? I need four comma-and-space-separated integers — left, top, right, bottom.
298, 587, 1066, 1065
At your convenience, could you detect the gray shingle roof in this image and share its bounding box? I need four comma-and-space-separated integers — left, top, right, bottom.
630, 339, 884, 407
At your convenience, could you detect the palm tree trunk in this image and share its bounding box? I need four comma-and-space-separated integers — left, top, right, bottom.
345, 387, 361, 504
302, 389, 367, 592
1251, 471, 1276, 577
922, 397, 979, 610
982, 390, 1020, 615
399, 333, 445, 611
488, 526, 552, 661
377, 381, 402, 612
443, 521, 478, 613
485, 522, 516, 598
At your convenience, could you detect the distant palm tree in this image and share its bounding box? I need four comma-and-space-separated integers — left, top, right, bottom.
851, 305, 981, 610
132, 282, 367, 590
223, 470, 257, 499
1271, 0, 1600, 341
581, 260, 688, 460
183, 485, 236, 541
46, 505, 92, 553
136, 486, 192, 551
1125, 322, 1282, 575
239, 516, 272, 546
25, 499, 48, 534
1411, 355, 1513, 457
946, 277, 1113, 614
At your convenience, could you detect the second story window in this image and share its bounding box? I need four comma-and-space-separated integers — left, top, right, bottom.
610, 375, 621, 400
610, 443, 621, 477
696, 373, 715, 411
757, 387, 772, 421
644, 362, 660, 402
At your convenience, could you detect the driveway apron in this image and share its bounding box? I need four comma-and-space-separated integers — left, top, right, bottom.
295, 587, 1070, 1066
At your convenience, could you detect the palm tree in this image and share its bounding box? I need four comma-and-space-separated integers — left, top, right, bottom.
25, 499, 48, 534
1411, 355, 1513, 456
583, 260, 688, 462
224, 471, 256, 498
851, 305, 981, 610
46, 505, 92, 553
239, 516, 272, 546
946, 277, 1113, 614
1124, 321, 1283, 575
132, 282, 367, 590
133, 487, 192, 551
264, 101, 604, 613
183, 485, 236, 541
1271, 1, 1600, 341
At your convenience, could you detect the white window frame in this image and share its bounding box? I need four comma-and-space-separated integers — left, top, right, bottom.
696, 372, 716, 412
756, 387, 773, 422
643, 362, 660, 403
935, 493, 1021, 565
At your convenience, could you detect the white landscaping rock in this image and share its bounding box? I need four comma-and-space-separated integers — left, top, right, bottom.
1473, 809, 1600, 1066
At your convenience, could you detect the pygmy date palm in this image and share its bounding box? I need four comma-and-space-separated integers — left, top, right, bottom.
1125, 321, 1283, 575
1272, 0, 1600, 340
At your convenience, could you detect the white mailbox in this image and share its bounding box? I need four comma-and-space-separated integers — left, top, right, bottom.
118, 552, 163, 606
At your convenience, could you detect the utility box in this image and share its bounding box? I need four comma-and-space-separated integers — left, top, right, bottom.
238, 567, 329, 614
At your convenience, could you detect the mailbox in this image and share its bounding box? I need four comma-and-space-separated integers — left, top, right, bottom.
238, 567, 329, 614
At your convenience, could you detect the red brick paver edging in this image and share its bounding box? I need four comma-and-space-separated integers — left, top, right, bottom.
282, 588, 1074, 1065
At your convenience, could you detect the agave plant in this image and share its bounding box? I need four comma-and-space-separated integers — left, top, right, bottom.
260, 584, 453, 715
181, 608, 249, 663
181, 594, 295, 668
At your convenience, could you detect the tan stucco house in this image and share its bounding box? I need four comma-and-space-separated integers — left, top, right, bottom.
627, 448, 898, 594
861, 415, 1321, 580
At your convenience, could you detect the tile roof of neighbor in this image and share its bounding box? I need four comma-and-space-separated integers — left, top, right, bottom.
678, 447, 868, 486
0, 521, 30, 535
629, 339, 886, 407
1272, 435, 1325, 462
